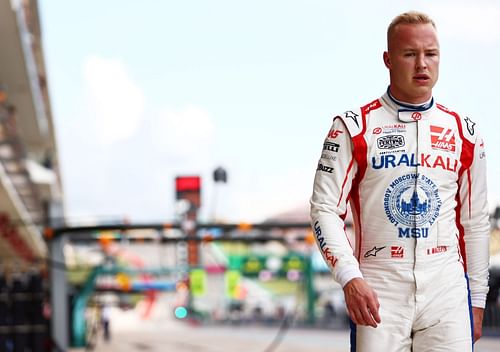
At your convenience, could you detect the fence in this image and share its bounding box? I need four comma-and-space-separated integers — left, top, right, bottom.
0, 272, 50, 352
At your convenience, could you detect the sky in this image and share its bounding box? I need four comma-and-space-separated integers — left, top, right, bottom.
38, 0, 500, 224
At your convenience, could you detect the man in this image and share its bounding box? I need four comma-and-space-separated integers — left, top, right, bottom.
310, 11, 489, 351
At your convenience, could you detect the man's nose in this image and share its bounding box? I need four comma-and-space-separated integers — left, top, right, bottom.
416, 53, 427, 70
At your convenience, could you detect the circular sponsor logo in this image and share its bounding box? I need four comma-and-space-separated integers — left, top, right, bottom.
411, 112, 422, 121
373, 127, 382, 135
383, 174, 441, 227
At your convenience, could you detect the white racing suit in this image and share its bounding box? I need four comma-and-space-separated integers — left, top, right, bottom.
310, 90, 490, 352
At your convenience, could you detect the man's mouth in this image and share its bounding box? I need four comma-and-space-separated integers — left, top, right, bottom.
414, 74, 430, 82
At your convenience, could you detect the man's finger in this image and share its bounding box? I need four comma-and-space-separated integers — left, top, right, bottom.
368, 300, 381, 324
360, 307, 377, 328
349, 309, 361, 325
350, 306, 378, 328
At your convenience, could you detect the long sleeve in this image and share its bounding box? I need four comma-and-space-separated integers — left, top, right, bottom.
310, 116, 362, 287
459, 132, 490, 308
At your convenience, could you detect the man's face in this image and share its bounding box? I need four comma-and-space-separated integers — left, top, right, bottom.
383, 23, 440, 104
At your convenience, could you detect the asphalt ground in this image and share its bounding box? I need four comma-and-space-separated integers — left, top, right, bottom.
74, 307, 500, 352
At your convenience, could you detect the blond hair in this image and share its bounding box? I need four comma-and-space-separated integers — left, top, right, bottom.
387, 11, 436, 48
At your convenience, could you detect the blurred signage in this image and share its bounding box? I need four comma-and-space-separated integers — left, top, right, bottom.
175, 176, 201, 192
189, 269, 207, 297
225, 270, 241, 298
282, 255, 304, 272
229, 255, 306, 277
175, 176, 201, 209
242, 256, 264, 275
115, 272, 132, 291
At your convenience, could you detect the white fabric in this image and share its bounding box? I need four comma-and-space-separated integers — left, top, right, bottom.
310, 91, 489, 350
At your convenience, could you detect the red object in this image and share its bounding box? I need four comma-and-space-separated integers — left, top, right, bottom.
175, 176, 201, 192
0, 213, 34, 262
187, 240, 199, 266
430, 125, 456, 152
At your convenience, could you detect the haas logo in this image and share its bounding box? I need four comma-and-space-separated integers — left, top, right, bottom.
430, 125, 455, 152
328, 129, 343, 138
411, 112, 422, 121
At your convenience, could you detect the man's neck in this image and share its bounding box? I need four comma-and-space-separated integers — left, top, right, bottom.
387, 87, 433, 109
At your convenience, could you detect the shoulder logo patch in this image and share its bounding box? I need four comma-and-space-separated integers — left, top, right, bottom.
344, 110, 359, 128
464, 116, 476, 135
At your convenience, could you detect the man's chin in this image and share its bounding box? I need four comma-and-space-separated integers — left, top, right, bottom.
410, 86, 433, 100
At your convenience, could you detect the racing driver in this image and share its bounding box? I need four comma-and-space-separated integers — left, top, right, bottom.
310, 11, 490, 351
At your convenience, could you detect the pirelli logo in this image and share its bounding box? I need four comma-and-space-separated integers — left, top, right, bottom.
430, 125, 456, 152
323, 141, 340, 152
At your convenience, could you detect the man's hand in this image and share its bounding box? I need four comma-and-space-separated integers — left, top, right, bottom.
343, 278, 381, 328
472, 307, 484, 343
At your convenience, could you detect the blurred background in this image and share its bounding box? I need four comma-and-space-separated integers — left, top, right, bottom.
0, 0, 499, 351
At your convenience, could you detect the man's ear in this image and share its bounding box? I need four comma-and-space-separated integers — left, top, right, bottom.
383, 51, 391, 69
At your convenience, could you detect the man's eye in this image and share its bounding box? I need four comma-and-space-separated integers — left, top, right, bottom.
404, 53, 416, 57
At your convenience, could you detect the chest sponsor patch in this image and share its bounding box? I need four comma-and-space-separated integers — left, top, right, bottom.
383, 173, 442, 239
377, 135, 405, 149
372, 153, 458, 172
372, 124, 406, 135
430, 125, 456, 152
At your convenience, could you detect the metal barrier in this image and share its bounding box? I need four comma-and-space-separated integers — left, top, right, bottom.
484, 303, 500, 336
484, 267, 500, 336
0, 272, 50, 352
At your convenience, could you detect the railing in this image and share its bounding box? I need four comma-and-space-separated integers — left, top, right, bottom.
484, 265, 500, 336
0, 271, 49, 351
484, 303, 500, 336
0, 102, 45, 225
